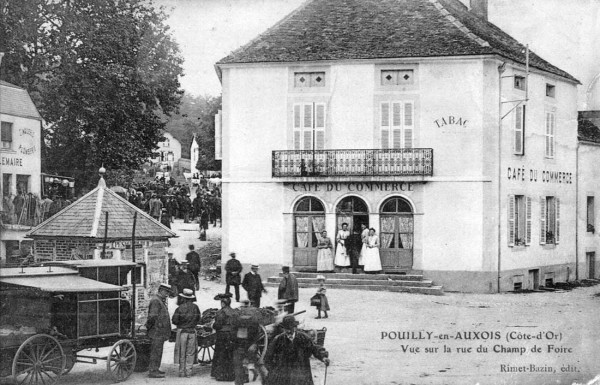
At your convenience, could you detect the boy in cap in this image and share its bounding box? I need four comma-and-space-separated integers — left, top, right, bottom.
242, 264, 268, 308
172, 288, 201, 377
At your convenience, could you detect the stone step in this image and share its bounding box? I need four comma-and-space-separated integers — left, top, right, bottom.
264, 281, 444, 296
280, 272, 424, 281
267, 277, 434, 287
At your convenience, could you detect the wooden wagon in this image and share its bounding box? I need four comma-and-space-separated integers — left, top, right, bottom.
0, 265, 139, 384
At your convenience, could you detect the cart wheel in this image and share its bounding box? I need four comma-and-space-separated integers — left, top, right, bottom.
107, 339, 136, 383
62, 353, 76, 375
196, 340, 214, 365
12, 334, 66, 385
255, 325, 268, 360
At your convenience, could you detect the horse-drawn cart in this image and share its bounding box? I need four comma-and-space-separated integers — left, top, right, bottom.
0, 265, 139, 384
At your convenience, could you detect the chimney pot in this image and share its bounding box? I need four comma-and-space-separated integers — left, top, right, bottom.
470, 0, 488, 21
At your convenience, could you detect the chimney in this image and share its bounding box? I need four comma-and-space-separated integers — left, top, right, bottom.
470, 0, 488, 20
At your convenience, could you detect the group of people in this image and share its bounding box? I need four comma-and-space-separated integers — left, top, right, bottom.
317, 222, 382, 273
1, 193, 72, 227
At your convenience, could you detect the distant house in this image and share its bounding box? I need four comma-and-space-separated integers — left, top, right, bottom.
152, 132, 182, 172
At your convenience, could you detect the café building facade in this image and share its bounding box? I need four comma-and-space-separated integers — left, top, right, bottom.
215, 0, 582, 292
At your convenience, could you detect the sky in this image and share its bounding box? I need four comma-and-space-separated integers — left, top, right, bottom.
157, 0, 599, 110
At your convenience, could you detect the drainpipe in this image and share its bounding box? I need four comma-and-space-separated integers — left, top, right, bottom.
497, 62, 506, 293
575, 141, 579, 280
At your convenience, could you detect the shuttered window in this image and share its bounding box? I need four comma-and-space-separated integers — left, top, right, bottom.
293, 103, 326, 150
508, 195, 531, 247
380, 101, 414, 149
545, 112, 555, 158
514, 105, 525, 155
1, 121, 13, 149
540, 196, 559, 245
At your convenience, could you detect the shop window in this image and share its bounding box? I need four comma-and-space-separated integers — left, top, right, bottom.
513, 105, 525, 155
545, 111, 555, 158
380, 101, 414, 149
294, 197, 325, 248
381, 69, 414, 86
546, 84, 555, 98
587, 196, 595, 233
16, 175, 30, 194
540, 196, 559, 245
2, 173, 11, 197
294, 72, 325, 88
508, 195, 531, 246
1, 121, 13, 149
514, 75, 526, 90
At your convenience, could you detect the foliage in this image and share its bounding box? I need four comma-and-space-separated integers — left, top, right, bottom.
0, 0, 184, 190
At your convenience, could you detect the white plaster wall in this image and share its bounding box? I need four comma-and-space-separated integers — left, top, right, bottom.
577, 143, 600, 278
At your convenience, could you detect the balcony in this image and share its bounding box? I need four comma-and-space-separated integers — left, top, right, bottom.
272, 148, 433, 178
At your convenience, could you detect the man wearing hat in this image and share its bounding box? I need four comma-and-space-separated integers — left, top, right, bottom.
278, 266, 299, 313
176, 262, 196, 303
242, 264, 268, 308
146, 283, 172, 378
225, 252, 243, 302
264, 315, 330, 385
186, 244, 201, 290
172, 288, 201, 377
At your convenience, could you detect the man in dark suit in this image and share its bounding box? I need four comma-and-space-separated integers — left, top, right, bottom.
242, 264, 267, 308
185, 245, 201, 290
278, 266, 298, 313
346, 228, 363, 274
146, 283, 172, 378
225, 252, 242, 301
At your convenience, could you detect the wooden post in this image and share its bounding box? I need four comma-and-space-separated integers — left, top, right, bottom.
131, 212, 137, 338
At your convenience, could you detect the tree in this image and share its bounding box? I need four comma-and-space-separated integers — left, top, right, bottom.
0, 0, 184, 189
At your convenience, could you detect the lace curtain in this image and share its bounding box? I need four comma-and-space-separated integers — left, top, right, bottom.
312, 216, 326, 246
295, 216, 309, 247
380, 216, 395, 248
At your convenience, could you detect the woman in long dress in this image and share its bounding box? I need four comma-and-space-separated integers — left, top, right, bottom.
316, 230, 334, 272
363, 228, 383, 272
211, 294, 236, 381
334, 223, 351, 268
359, 223, 369, 266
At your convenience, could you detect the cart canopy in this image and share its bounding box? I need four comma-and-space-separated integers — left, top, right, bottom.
0, 267, 126, 292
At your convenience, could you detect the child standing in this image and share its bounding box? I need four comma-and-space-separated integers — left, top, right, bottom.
313, 275, 330, 319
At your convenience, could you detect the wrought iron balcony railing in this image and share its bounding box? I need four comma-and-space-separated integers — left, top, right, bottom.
272, 148, 433, 177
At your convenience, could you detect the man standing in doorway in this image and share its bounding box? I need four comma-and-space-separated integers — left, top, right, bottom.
225, 252, 242, 302
242, 264, 267, 308
186, 245, 201, 290
278, 266, 299, 313
146, 283, 172, 378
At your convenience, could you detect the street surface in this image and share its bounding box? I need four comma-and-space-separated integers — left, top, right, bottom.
3, 220, 598, 385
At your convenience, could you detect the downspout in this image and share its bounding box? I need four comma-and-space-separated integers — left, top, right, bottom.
497, 62, 506, 293
575, 141, 579, 280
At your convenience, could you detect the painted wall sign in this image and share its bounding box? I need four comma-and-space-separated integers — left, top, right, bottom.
290, 182, 415, 192
507, 166, 573, 184
434, 116, 468, 128
1, 156, 24, 167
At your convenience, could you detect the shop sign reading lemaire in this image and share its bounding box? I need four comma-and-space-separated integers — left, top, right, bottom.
507, 166, 573, 184
288, 182, 415, 192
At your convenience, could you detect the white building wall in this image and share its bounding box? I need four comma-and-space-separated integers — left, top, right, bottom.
577, 142, 600, 279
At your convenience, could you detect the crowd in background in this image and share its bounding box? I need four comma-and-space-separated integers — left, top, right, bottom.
1, 192, 72, 227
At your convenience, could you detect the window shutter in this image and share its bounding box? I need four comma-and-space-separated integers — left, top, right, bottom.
555, 197, 560, 244
381, 102, 390, 149
508, 195, 516, 246
525, 196, 532, 245
392, 102, 401, 149
545, 113, 550, 157
294, 132, 301, 150
293, 105, 301, 150
1, 122, 13, 141
315, 104, 325, 150
303, 131, 312, 150
514, 106, 523, 154
540, 196, 546, 244
303, 104, 313, 150
404, 102, 414, 148
550, 114, 555, 157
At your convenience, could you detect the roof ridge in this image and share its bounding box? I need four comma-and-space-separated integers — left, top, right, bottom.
90, 187, 105, 237
217, 0, 317, 64
428, 0, 490, 48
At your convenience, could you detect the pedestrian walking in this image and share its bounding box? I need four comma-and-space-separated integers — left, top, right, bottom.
225, 252, 243, 302
211, 293, 236, 381
186, 245, 201, 290
242, 264, 268, 308
312, 275, 330, 319
316, 230, 334, 272
145, 283, 172, 378
172, 288, 201, 378
264, 315, 330, 385
278, 266, 299, 314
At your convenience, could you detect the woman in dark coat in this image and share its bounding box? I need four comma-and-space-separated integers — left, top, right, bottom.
264, 316, 330, 385
211, 294, 237, 381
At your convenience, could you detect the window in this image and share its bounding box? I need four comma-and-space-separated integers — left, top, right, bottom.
294, 72, 325, 88
587, 196, 595, 233
546, 84, 555, 98
381, 69, 414, 86
514, 105, 525, 155
2, 174, 11, 197
545, 111, 555, 158
508, 195, 531, 246
293, 103, 326, 150
1, 122, 13, 149
540, 196, 559, 245
380, 101, 414, 149
16, 175, 30, 194
514, 75, 526, 90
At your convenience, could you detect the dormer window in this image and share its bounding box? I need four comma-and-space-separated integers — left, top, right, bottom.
294, 72, 325, 87
514, 75, 526, 91
381, 69, 414, 86
546, 84, 556, 98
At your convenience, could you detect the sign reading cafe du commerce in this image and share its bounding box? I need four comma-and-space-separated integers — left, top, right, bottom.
289, 181, 415, 192
507, 166, 573, 184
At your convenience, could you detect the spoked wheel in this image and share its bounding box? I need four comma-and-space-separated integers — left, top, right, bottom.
62, 352, 76, 375
107, 339, 136, 383
12, 334, 66, 385
255, 325, 269, 360
196, 335, 215, 365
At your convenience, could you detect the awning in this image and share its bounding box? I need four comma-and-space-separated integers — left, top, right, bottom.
1, 275, 127, 293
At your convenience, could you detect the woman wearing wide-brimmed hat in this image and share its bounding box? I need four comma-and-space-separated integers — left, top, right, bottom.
172, 288, 201, 378
211, 293, 236, 381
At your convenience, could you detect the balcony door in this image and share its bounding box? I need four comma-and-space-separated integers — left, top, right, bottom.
293, 103, 326, 151
380, 197, 413, 273
293, 197, 325, 271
